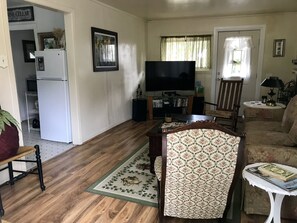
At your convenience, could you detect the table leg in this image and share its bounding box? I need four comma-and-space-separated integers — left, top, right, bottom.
150, 157, 156, 174
265, 192, 284, 223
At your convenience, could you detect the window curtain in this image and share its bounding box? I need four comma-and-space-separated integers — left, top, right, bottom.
222, 36, 253, 80
160, 35, 211, 69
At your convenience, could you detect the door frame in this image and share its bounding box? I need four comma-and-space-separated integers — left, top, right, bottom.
211, 25, 266, 103
6, 1, 81, 144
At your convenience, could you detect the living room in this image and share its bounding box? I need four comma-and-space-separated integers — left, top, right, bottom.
1, 0, 297, 222
1, 0, 297, 146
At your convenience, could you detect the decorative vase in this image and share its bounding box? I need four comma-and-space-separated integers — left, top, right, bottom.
0, 124, 19, 161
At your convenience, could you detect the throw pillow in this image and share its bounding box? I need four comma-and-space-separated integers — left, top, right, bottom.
246, 131, 295, 146
287, 119, 297, 145
281, 95, 297, 132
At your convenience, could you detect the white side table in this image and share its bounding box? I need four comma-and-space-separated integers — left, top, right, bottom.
243, 163, 297, 223
243, 101, 286, 122
243, 101, 286, 109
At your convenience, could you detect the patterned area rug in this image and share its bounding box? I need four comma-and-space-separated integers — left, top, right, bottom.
86, 142, 158, 207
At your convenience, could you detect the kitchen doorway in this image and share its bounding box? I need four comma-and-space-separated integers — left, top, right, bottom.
10, 29, 74, 163
8, 8, 74, 163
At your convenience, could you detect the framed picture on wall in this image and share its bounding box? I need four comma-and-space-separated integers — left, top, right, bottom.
273, 39, 285, 57
91, 27, 119, 72
22, 40, 36, 63
8, 6, 34, 22
38, 32, 57, 50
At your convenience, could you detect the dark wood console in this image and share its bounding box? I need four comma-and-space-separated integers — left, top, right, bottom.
147, 95, 193, 120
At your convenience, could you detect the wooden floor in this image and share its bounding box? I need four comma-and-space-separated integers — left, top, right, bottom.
0, 120, 296, 223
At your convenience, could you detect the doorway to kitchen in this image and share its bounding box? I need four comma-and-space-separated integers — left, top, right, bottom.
8, 10, 74, 163
10, 29, 73, 162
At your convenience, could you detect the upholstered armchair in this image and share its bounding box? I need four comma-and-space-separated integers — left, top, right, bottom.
154, 121, 245, 222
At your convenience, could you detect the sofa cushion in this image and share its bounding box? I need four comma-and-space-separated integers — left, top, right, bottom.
246, 131, 295, 146
244, 120, 283, 132
282, 95, 297, 132
246, 144, 297, 165
288, 120, 297, 145
244, 144, 297, 219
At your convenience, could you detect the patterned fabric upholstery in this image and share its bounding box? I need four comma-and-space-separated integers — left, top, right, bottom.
163, 129, 241, 219
154, 156, 162, 181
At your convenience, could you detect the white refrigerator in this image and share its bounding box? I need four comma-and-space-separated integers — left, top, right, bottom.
35, 49, 72, 143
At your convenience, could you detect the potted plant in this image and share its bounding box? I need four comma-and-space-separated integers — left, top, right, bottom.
0, 106, 20, 161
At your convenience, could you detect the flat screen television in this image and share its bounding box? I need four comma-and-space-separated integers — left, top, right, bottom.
145, 61, 195, 91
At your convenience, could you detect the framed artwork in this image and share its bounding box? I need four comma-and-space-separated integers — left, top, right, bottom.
38, 32, 57, 50
8, 6, 34, 22
22, 40, 36, 63
91, 27, 119, 72
273, 39, 285, 57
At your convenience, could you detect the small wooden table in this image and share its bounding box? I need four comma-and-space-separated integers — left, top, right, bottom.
0, 145, 45, 217
243, 163, 297, 223
146, 114, 215, 173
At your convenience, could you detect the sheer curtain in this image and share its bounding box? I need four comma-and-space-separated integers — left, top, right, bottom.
161, 36, 211, 70
222, 36, 253, 80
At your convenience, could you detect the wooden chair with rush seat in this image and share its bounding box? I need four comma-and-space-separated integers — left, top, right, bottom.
154, 121, 245, 222
204, 78, 244, 131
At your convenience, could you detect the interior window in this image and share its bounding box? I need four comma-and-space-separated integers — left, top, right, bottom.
160, 35, 211, 70
223, 36, 253, 80
232, 49, 243, 74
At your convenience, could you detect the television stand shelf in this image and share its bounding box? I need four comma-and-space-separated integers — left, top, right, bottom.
147, 95, 193, 120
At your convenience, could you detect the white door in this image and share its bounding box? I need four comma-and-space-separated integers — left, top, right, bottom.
216, 30, 260, 115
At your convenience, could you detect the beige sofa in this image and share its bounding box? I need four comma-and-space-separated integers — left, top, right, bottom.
243, 95, 297, 220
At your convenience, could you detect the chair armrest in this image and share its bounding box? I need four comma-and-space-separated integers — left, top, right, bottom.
204, 101, 217, 106
203, 102, 217, 115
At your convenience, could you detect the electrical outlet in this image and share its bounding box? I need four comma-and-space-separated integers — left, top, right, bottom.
0, 55, 8, 68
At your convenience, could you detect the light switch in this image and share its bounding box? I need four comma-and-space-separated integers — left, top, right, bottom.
0, 55, 8, 68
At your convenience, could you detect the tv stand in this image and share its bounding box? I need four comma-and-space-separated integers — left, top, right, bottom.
147, 95, 193, 120
162, 91, 180, 97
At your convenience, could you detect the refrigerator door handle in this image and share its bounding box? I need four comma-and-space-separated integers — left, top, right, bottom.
37, 78, 66, 81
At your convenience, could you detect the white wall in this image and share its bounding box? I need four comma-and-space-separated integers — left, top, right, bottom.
147, 13, 297, 101
34, 6, 65, 33
10, 30, 35, 121
17, 0, 147, 144
0, 0, 24, 184
0, 0, 21, 139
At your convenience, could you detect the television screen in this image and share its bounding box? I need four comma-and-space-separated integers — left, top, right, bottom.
145, 61, 195, 91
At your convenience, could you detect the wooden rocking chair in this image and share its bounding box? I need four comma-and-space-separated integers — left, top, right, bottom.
204, 78, 244, 131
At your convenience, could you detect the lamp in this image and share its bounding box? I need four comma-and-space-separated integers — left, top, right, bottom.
260, 76, 284, 106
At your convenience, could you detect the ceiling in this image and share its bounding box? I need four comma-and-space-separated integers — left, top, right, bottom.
95, 0, 297, 20
7, 0, 297, 20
